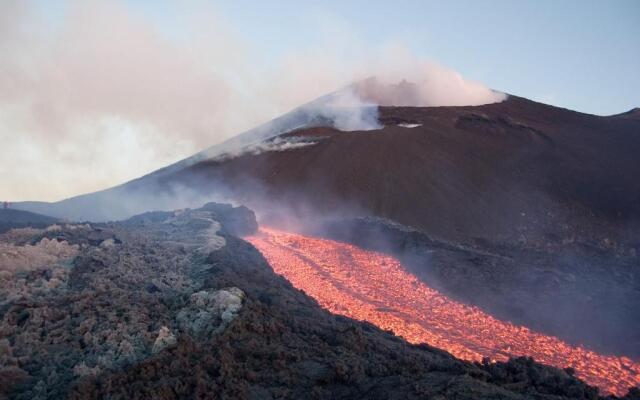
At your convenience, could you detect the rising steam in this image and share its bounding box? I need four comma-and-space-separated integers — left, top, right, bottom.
0, 1, 504, 202
353, 75, 506, 107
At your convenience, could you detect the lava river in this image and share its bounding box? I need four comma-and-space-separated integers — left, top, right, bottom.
246, 227, 640, 396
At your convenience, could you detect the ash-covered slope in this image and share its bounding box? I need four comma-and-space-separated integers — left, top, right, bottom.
20, 94, 638, 248
0, 203, 621, 400
169, 95, 640, 247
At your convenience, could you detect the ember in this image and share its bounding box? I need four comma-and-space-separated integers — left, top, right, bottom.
246, 227, 640, 396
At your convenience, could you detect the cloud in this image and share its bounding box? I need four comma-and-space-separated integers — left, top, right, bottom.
0, 1, 504, 202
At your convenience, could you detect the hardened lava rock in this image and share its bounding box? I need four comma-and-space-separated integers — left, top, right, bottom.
0, 203, 625, 400
176, 287, 246, 339
0, 204, 253, 399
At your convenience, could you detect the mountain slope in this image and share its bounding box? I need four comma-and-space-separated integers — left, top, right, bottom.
164, 95, 640, 247
16, 95, 640, 247
142, 95, 640, 359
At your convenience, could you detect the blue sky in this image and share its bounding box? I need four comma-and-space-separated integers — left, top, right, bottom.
244, 0, 640, 115
128, 0, 640, 115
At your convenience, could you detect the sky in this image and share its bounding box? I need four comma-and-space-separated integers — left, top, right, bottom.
1, 0, 638, 202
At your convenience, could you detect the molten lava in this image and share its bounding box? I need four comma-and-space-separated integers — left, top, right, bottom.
246, 227, 640, 396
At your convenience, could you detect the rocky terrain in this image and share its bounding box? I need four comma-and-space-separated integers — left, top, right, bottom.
2, 203, 633, 399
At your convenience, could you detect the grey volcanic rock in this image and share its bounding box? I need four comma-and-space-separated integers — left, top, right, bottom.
176, 287, 245, 338
198, 202, 258, 237
151, 327, 177, 354
0, 204, 254, 399
0, 203, 618, 399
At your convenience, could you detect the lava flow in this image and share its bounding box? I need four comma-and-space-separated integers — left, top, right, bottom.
246, 227, 640, 396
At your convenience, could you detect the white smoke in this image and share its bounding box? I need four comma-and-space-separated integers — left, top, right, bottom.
0, 1, 505, 202
348, 45, 507, 107
212, 136, 319, 162
190, 86, 381, 163
272, 41, 507, 110
398, 123, 422, 128
315, 87, 382, 131
353, 75, 506, 107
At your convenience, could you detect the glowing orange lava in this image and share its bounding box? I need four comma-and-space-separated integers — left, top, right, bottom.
246, 227, 640, 396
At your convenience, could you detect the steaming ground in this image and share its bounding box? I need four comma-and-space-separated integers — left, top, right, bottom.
209, 136, 320, 163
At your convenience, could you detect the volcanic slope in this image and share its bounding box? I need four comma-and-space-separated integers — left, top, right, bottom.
166, 95, 640, 247
160, 95, 640, 360
0, 203, 625, 399
16, 95, 640, 249
12, 94, 640, 356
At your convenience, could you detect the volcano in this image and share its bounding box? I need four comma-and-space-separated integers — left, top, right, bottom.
175, 95, 640, 246
18, 91, 640, 247
12, 85, 640, 396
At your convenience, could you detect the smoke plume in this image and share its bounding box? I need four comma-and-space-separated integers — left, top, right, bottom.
0, 1, 504, 202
